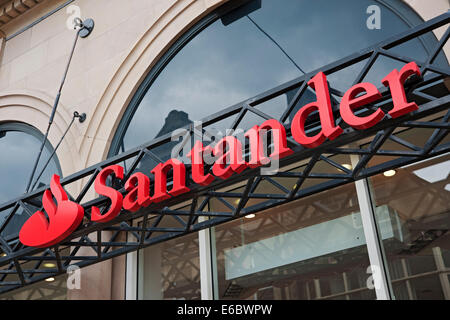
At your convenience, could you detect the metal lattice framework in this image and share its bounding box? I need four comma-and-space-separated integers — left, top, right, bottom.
0, 12, 449, 295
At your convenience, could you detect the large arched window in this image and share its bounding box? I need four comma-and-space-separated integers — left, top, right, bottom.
0, 122, 61, 237
109, 0, 447, 158
107, 0, 449, 301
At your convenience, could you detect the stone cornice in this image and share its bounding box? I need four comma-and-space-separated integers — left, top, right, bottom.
0, 0, 45, 26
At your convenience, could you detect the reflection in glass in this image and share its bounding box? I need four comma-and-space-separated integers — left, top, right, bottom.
0, 273, 67, 300
138, 232, 201, 300
0, 124, 61, 202
370, 153, 450, 300
211, 183, 376, 300
112, 0, 441, 156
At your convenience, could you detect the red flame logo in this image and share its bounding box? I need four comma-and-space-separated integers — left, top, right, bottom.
19, 175, 84, 248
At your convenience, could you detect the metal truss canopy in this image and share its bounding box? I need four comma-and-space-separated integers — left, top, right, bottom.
0, 12, 449, 295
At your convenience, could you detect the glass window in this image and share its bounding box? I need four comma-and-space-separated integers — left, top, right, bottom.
211, 183, 376, 300
138, 232, 201, 300
369, 152, 450, 300
124, 0, 448, 301
0, 246, 74, 300
0, 273, 67, 300
0, 123, 61, 202
110, 0, 442, 157
0, 123, 61, 238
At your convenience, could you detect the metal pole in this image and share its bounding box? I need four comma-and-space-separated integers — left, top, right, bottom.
25, 19, 94, 193
30, 111, 86, 190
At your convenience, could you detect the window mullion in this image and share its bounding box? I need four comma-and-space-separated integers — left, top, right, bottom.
350, 153, 393, 300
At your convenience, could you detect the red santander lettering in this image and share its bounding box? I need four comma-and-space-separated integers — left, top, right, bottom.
382, 61, 421, 118
187, 141, 215, 186
20, 62, 422, 248
340, 82, 384, 129
151, 158, 190, 203
123, 172, 152, 212
291, 72, 343, 148
91, 165, 124, 223
245, 119, 293, 168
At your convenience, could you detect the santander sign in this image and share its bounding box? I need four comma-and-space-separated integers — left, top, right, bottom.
19, 62, 421, 248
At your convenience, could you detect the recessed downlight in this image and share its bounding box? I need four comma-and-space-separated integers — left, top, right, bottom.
245, 214, 256, 219
383, 170, 396, 177
43, 263, 56, 268
45, 277, 55, 282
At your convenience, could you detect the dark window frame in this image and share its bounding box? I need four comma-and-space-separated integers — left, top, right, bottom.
0, 121, 62, 192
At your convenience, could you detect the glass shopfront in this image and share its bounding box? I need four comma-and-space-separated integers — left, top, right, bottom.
371, 153, 450, 299
138, 233, 201, 300
134, 135, 449, 301
0, 273, 67, 300
0, 247, 73, 300
120, 0, 449, 300
210, 183, 375, 300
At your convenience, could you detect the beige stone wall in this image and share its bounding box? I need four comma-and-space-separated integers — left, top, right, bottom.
0, 0, 227, 179
404, 0, 450, 57
0, 0, 447, 300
